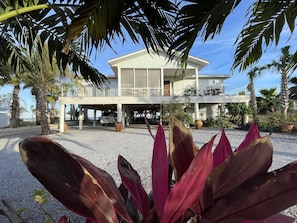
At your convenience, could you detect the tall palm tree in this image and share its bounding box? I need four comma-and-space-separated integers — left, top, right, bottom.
9, 80, 21, 128
22, 39, 61, 134
265, 46, 295, 117
0, 51, 30, 128
246, 67, 263, 122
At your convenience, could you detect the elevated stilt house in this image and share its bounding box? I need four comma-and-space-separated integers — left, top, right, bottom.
59, 49, 249, 132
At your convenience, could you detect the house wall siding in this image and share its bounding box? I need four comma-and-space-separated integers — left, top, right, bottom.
117, 53, 198, 69
173, 79, 196, 96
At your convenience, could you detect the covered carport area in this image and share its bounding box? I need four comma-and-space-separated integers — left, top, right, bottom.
58, 95, 170, 132
77, 103, 161, 127
122, 104, 160, 125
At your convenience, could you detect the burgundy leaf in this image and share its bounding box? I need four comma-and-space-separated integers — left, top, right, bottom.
210, 136, 273, 201
190, 177, 214, 215
213, 128, 232, 168
244, 213, 294, 223
161, 135, 215, 223
169, 116, 199, 181
202, 161, 297, 223
152, 124, 169, 219
118, 155, 150, 222
236, 122, 260, 151
19, 136, 123, 223
72, 154, 132, 223
119, 184, 140, 223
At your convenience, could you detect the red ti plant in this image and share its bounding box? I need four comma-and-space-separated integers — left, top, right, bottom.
19, 117, 297, 223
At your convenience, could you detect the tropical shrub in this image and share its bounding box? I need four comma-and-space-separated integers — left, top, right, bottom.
19, 116, 297, 223
203, 116, 234, 128
161, 102, 194, 126
257, 111, 297, 132
225, 103, 251, 125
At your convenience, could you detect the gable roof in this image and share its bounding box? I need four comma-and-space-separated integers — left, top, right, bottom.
108, 48, 209, 73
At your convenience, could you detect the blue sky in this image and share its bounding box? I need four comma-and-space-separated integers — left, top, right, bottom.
1, 0, 296, 119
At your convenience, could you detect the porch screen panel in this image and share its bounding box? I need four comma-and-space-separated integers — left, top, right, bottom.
121, 68, 134, 88
148, 69, 161, 87
135, 69, 147, 88
121, 68, 134, 96
148, 69, 161, 96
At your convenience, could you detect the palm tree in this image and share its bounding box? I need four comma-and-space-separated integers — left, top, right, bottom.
246, 67, 263, 122
16, 38, 58, 134
10, 80, 21, 128
257, 88, 278, 114
46, 75, 85, 124
265, 46, 295, 117
0, 58, 30, 128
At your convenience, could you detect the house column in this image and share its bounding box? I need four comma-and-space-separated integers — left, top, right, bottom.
93, 109, 96, 127
79, 105, 83, 130
194, 103, 200, 120
161, 68, 164, 96
59, 102, 65, 133
118, 66, 121, 96
122, 104, 126, 128
195, 68, 200, 120
117, 103, 122, 123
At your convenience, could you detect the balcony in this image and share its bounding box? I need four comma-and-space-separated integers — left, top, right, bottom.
175, 84, 247, 97
78, 84, 247, 97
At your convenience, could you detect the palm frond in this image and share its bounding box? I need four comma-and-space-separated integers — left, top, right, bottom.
1, 0, 107, 88
233, 0, 297, 71
64, 0, 177, 55
168, 0, 241, 63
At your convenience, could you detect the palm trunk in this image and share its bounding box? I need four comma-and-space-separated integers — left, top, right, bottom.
10, 84, 21, 128
248, 81, 258, 122
280, 72, 288, 117
35, 95, 40, 125
49, 100, 56, 124
37, 86, 51, 135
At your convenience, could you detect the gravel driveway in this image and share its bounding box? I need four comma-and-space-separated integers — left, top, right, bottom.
1, 125, 297, 222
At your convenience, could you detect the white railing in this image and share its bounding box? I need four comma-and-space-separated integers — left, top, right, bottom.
77, 84, 247, 97
121, 88, 162, 96
174, 84, 247, 97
